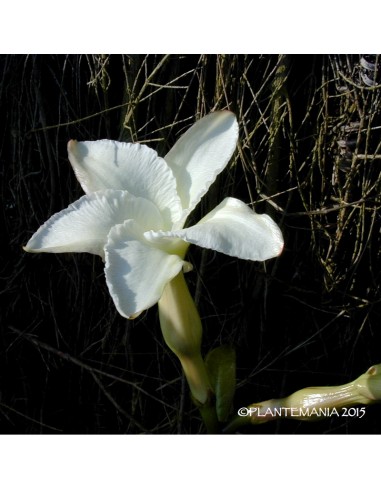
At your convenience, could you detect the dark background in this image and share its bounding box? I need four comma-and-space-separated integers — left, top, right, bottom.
1, 54, 380, 433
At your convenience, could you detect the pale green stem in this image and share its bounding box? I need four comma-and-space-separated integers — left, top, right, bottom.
178, 353, 212, 406
225, 364, 381, 432
158, 271, 218, 432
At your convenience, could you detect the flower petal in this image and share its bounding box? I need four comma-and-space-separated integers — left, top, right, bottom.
164, 111, 238, 222
68, 139, 182, 227
105, 220, 184, 318
24, 190, 163, 259
147, 197, 284, 261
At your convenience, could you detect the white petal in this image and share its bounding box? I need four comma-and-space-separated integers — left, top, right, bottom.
105, 220, 184, 318
148, 197, 284, 261
68, 139, 182, 227
165, 111, 238, 221
24, 190, 163, 258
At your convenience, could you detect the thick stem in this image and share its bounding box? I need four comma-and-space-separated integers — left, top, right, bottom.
158, 272, 203, 360
158, 272, 218, 431
179, 353, 213, 406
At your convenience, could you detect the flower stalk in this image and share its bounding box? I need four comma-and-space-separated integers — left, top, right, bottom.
158, 271, 218, 432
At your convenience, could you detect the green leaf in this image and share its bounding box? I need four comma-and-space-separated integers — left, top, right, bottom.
205, 346, 236, 422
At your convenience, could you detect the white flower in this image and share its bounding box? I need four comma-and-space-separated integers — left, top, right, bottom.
24, 111, 283, 319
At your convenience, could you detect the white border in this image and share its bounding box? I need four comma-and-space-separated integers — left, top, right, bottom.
0, 435, 378, 490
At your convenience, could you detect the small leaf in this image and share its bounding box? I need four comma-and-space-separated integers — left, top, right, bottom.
205, 346, 236, 422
